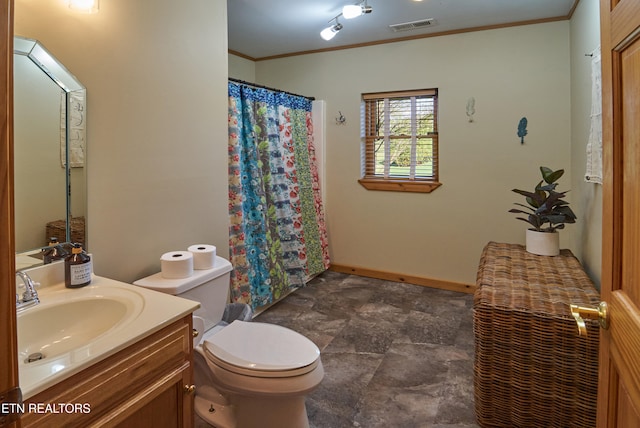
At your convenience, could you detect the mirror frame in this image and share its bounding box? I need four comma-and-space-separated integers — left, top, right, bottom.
13, 36, 86, 265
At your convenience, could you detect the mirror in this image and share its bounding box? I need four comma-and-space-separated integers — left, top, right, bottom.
14, 36, 87, 269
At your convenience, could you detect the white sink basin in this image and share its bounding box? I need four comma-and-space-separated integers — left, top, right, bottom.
17, 283, 145, 393
18, 292, 142, 363
16, 269, 199, 400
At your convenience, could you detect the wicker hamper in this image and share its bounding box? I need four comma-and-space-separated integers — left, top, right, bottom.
473, 242, 600, 428
45, 216, 85, 246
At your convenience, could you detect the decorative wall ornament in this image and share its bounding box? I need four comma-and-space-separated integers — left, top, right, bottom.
466, 97, 475, 122
517, 117, 528, 144
60, 91, 86, 168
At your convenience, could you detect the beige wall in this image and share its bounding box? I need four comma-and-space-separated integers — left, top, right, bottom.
255, 22, 573, 285
570, 0, 602, 288
16, 0, 229, 283
229, 53, 256, 82
13, 1, 599, 289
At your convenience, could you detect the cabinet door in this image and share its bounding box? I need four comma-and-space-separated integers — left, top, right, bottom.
95, 362, 193, 428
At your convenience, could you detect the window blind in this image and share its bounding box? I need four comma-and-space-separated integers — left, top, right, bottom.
362, 89, 438, 181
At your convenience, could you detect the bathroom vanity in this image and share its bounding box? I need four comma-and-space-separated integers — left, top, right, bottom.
22, 315, 194, 427
16, 264, 200, 428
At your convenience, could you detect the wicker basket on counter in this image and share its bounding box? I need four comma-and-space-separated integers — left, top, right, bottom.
473, 241, 600, 428
45, 216, 85, 246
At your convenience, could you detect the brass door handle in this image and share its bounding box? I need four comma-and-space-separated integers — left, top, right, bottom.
570, 302, 609, 336
184, 384, 196, 394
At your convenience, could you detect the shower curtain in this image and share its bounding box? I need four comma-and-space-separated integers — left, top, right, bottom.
228, 82, 330, 310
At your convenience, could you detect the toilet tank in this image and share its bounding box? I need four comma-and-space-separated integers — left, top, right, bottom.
133, 256, 233, 332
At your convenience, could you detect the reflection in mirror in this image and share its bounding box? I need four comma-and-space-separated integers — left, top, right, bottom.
14, 36, 87, 270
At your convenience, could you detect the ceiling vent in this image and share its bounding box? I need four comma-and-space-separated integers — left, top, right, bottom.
389, 18, 436, 32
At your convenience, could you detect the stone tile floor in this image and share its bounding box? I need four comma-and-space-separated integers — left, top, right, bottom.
197, 270, 480, 428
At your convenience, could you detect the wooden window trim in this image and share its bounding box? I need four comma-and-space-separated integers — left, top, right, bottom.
362, 88, 438, 100
358, 177, 442, 193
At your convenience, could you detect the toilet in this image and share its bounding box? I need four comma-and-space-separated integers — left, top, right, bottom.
133, 256, 324, 428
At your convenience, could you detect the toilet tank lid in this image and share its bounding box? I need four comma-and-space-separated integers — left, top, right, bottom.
133, 256, 232, 294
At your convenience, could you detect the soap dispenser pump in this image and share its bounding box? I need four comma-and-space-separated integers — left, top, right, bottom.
65, 243, 92, 288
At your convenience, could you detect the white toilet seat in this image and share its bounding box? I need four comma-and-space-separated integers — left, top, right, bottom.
203, 320, 320, 378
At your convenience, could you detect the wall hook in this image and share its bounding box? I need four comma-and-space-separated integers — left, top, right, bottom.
336, 111, 346, 125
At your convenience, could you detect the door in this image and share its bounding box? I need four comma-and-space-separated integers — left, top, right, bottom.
598, 0, 640, 426
0, 1, 20, 428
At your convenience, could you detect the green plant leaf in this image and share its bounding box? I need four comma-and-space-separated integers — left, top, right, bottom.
546, 214, 569, 224
512, 203, 535, 212
538, 183, 558, 192
509, 208, 534, 215
540, 166, 564, 184
527, 214, 543, 231
556, 205, 577, 221
513, 189, 544, 208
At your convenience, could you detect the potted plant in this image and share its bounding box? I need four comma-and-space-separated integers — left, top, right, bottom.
509, 166, 577, 256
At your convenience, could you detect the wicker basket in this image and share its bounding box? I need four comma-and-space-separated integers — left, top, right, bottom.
45, 216, 85, 246
473, 242, 599, 428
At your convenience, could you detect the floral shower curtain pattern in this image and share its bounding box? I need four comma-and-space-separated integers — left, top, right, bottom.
228, 82, 330, 310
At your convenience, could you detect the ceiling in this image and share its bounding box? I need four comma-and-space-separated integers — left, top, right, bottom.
228, 0, 578, 60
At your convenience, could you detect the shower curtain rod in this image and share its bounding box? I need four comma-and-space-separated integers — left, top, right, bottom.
229, 77, 316, 101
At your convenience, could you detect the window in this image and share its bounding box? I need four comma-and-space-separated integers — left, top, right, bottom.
359, 89, 441, 193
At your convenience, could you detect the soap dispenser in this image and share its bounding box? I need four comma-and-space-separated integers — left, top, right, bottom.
65, 243, 92, 288
42, 237, 68, 264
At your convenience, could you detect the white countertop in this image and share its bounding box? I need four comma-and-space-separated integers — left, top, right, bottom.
18, 263, 199, 399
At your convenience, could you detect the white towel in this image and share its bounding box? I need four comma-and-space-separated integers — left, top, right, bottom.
585, 46, 602, 184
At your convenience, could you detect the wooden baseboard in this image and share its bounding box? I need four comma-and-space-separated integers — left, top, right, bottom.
329, 264, 477, 294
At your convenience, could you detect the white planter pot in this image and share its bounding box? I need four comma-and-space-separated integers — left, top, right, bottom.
526, 229, 560, 256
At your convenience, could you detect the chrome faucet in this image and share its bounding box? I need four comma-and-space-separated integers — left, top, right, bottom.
16, 271, 39, 313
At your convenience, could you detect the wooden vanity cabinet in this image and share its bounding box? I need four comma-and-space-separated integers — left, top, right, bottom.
21, 315, 195, 428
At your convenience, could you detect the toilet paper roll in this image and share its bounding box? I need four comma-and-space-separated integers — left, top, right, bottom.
160, 251, 194, 279
188, 244, 216, 270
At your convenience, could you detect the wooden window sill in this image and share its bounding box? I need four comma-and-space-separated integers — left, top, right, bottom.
358, 178, 442, 193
